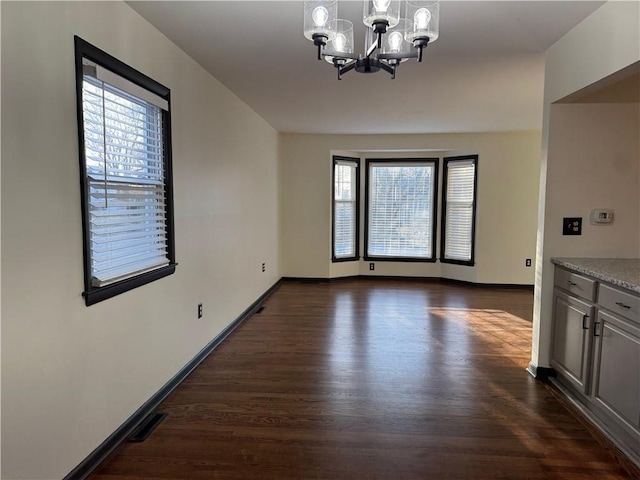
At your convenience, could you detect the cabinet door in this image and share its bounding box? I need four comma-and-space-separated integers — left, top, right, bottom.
551, 291, 594, 395
591, 310, 640, 431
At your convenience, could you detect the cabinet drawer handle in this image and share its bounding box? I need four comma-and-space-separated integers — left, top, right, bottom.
582, 314, 589, 330
615, 301, 631, 310
567, 280, 577, 286
593, 321, 601, 337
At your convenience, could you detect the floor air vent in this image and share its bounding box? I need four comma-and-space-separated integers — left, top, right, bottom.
128, 412, 167, 442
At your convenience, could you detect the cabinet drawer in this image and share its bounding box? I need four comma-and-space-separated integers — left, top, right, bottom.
554, 268, 596, 302
599, 284, 640, 325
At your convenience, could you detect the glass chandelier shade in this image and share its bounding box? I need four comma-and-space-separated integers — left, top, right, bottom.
363, 0, 401, 29
405, 0, 440, 43
303, 0, 338, 42
381, 19, 412, 60
325, 19, 354, 63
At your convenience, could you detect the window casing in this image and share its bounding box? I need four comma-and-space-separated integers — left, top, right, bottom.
440, 155, 478, 266
365, 159, 438, 262
332, 157, 360, 262
74, 37, 176, 305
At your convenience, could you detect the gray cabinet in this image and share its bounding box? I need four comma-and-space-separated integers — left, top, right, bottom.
551, 265, 640, 466
551, 268, 596, 397
591, 310, 640, 431
551, 291, 594, 395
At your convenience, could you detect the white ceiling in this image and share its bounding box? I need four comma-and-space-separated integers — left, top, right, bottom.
127, 1, 605, 134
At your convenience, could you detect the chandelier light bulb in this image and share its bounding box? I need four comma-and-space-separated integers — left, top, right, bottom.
388, 31, 403, 52
414, 7, 431, 31
373, 0, 391, 13
312, 6, 329, 27
334, 33, 347, 52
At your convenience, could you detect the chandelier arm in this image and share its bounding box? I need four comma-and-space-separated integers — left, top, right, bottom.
377, 52, 419, 61
339, 61, 357, 77
365, 40, 378, 58
323, 51, 359, 61
378, 61, 395, 76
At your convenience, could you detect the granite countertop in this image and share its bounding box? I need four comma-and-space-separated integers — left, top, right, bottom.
551, 258, 640, 294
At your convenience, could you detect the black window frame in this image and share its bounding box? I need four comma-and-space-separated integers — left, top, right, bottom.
74, 36, 176, 306
440, 155, 478, 267
364, 158, 439, 263
332, 156, 360, 262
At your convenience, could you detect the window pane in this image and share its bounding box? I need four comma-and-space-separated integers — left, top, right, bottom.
333, 161, 358, 259
444, 204, 473, 260
335, 164, 353, 201
443, 160, 476, 262
334, 201, 356, 258
368, 163, 435, 259
83, 75, 169, 286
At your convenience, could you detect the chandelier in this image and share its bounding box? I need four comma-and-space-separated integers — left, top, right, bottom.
303, 0, 440, 79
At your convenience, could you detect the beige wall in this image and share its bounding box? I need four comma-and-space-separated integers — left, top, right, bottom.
1, 2, 280, 479
281, 131, 541, 284
546, 104, 640, 257
531, 0, 640, 369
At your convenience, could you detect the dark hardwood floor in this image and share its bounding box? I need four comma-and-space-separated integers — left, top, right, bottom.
91, 279, 633, 479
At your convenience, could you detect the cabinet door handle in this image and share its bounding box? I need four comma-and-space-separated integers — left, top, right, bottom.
582, 314, 589, 330
593, 321, 601, 337
615, 301, 631, 310
567, 280, 577, 286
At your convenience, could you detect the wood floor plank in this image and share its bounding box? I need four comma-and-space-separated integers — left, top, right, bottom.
90, 280, 634, 479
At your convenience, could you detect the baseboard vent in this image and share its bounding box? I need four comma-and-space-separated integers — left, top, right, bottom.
128, 412, 167, 442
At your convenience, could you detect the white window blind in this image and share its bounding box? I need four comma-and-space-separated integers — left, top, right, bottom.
334, 160, 357, 259
444, 160, 476, 262
368, 162, 435, 259
82, 69, 169, 287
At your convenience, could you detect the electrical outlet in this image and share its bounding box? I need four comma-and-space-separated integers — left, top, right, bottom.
563, 217, 582, 236
369, 263, 375, 271
261, 262, 266, 273
197, 303, 203, 319
525, 258, 532, 267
